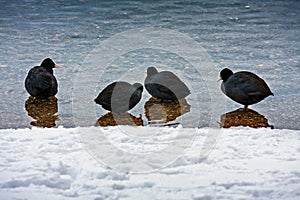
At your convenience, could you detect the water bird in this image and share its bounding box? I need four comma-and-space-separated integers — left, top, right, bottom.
94, 81, 143, 113
25, 58, 59, 99
144, 67, 190, 101
219, 68, 273, 109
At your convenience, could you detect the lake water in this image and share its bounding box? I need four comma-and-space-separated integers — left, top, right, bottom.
0, 0, 299, 129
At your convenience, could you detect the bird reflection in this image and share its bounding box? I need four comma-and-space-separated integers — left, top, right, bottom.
25, 96, 59, 128
220, 108, 273, 129
144, 97, 190, 126
96, 112, 143, 126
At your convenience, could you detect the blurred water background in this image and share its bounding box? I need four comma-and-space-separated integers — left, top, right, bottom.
0, 0, 299, 129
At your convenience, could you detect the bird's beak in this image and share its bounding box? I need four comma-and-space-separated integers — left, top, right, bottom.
54, 63, 60, 69
217, 77, 222, 82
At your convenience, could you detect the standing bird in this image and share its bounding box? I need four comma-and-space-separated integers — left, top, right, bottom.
94, 81, 143, 113
144, 67, 190, 101
25, 58, 59, 99
219, 68, 273, 109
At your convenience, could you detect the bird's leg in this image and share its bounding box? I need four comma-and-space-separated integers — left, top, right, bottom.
243, 105, 248, 110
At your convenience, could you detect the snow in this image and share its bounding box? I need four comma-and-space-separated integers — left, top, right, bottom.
0, 126, 300, 200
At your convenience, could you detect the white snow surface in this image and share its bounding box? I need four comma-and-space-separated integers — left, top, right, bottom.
0, 126, 300, 200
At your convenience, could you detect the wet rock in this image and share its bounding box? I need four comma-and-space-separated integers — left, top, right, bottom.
220, 108, 273, 129
25, 96, 59, 128
97, 112, 143, 126
144, 97, 190, 123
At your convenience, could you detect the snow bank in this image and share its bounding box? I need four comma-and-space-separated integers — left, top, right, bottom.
0, 126, 299, 200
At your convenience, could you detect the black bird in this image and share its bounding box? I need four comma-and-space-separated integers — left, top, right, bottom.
219, 68, 273, 109
94, 81, 143, 113
25, 58, 59, 99
144, 67, 190, 101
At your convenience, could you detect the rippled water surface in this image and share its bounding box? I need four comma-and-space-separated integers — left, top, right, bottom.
0, 0, 299, 129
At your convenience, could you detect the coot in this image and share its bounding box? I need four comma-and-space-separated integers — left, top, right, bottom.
95, 81, 143, 113
220, 68, 273, 109
25, 58, 59, 99
144, 67, 190, 101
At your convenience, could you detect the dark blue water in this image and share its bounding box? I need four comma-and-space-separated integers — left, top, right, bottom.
0, 0, 299, 129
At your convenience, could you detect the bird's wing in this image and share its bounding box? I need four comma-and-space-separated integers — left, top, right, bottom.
28, 68, 56, 90
237, 72, 270, 96
96, 82, 133, 103
151, 71, 190, 92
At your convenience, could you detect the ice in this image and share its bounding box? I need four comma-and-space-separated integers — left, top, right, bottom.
0, 126, 299, 199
